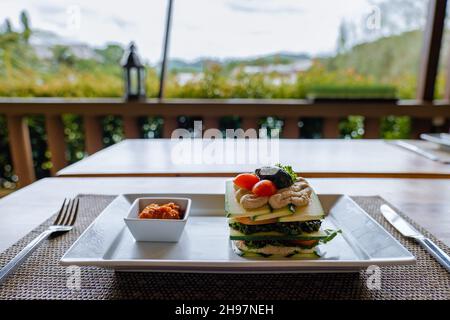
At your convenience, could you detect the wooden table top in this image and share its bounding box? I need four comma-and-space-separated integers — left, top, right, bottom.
57, 139, 450, 178
1, 177, 449, 253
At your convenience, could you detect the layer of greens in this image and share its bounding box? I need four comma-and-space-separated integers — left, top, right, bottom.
229, 228, 341, 241
229, 220, 322, 235
241, 229, 340, 247
243, 240, 319, 250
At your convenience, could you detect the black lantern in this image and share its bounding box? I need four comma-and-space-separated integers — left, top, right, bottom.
121, 42, 146, 102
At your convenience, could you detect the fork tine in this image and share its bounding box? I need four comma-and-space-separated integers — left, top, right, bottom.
67, 198, 80, 226
53, 198, 67, 225
56, 199, 71, 225
62, 199, 75, 226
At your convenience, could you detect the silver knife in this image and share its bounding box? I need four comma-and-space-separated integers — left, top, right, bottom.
393, 140, 439, 161
381, 204, 450, 272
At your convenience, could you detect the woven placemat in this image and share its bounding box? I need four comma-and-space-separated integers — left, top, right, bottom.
0, 194, 449, 300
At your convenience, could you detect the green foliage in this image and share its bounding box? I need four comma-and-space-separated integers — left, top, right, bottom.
299, 118, 323, 139
380, 116, 411, 139
26, 116, 51, 177
260, 116, 283, 137
96, 44, 124, 66
102, 115, 124, 147
220, 116, 241, 133
324, 30, 423, 97
62, 114, 86, 163
340, 116, 365, 139
164, 60, 401, 100
3, 19, 13, 33
20, 10, 31, 42
307, 84, 397, 99
140, 117, 163, 138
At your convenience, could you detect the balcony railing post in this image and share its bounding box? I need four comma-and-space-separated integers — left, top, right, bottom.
6, 115, 36, 186
83, 116, 104, 155
445, 118, 450, 133
323, 118, 340, 138
123, 116, 141, 138
45, 115, 67, 175
163, 116, 178, 138
202, 116, 220, 132
282, 117, 299, 138
364, 117, 380, 139
412, 118, 433, 139
241, 117, 260, 131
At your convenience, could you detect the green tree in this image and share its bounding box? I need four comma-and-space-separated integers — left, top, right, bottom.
52, 45, 77, 66
2, 18, 13, 33
97, 44, 124, 65
337, 20, 349, 54
20, 10, 31, 42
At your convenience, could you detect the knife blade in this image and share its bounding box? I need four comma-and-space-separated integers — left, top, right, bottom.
380, 204, 421, 238
380, 204, 450, 273
393, 140, 439, 161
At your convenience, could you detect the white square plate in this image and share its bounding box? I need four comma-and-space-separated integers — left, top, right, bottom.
60, 194, 415, 273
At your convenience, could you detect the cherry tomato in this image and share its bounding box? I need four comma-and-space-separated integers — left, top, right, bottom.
290, 240, 319, 247
235, 217, 278, 225
252, 180, 277, 197
233, 173, 260, 190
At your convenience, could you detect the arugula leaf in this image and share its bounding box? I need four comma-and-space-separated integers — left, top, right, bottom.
288, 203, 296, 213
320, 229, 342, 244
275, 163, 298, 183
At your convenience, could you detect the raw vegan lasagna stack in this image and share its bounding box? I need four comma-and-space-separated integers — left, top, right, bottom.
226, 165, 340, 258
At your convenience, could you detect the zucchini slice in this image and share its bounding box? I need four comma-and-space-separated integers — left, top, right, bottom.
231, 241, 321, 259
252, 210, 293, 221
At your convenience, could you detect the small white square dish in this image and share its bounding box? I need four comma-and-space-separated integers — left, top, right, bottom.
124, 197, 191, 242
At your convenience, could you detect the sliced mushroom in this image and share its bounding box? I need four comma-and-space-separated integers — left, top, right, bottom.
268, 179, 312, 209
240, 193, 269, 210
235, 187, 250, 202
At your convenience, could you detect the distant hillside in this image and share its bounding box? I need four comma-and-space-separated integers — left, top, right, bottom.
167, 52, 311, 73
168, 59, 204, 73
25, 29, 313, 73
323, 30, 423, 81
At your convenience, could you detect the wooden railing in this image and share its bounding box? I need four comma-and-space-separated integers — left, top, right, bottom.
1, 98, 450, 187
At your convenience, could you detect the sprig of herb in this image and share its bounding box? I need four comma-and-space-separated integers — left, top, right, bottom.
275, 163, 298, 183
288, 203, 296, 213
321, 229, 342, 243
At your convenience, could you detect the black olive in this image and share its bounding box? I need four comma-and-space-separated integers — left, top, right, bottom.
255, 166, 293, 189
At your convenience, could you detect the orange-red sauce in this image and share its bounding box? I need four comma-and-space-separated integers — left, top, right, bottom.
138, 202, 182, 220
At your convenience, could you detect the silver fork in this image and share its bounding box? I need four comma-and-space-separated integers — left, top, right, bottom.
0, 198, 79, 285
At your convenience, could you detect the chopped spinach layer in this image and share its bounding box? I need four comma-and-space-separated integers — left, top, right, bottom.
243, 240, 319, 249
229, 220, 322, 235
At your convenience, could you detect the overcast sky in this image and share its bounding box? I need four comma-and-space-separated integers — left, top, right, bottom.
0, 0, 412, 63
